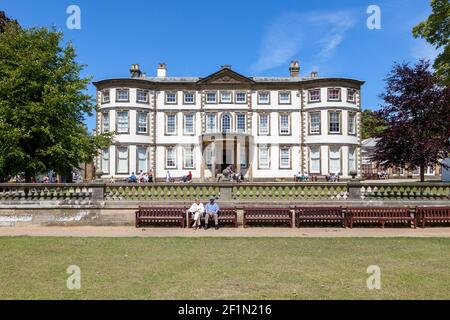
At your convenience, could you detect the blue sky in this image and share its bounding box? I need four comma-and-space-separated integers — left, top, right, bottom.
2, 0, 437, 131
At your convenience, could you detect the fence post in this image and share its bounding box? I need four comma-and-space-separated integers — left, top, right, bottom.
91, 182, 105, 201
348, 180, 362, 200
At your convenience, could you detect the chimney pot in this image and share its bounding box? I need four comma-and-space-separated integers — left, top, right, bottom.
310, 71, 318, 78
157, 63, 167, 78
289, 60, 300, 77
130, 64, 142, 78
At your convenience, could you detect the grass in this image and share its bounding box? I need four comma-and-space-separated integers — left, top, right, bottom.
0, 237, 449, 300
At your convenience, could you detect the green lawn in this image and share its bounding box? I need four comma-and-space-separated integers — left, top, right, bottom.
0, 237, 449, 299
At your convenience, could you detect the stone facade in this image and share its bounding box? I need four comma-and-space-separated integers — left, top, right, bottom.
94, 62, 364, 181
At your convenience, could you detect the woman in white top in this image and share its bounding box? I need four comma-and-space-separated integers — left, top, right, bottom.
188, 199, 205, 230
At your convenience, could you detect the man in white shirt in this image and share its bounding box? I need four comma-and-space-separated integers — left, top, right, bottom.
188, 199, 205, 230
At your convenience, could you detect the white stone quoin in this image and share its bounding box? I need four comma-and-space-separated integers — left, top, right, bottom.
93, 62, 364, 181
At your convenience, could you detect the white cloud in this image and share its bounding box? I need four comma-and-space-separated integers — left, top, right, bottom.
251, 11, 356, 72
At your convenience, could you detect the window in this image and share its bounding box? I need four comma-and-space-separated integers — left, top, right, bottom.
259, 114, 269, 135
309, 146, 321, 173
116, 89, 129, 102
184, 114, 194, 135
426, 165, 435, 175
137, 89, 148, 103
206, 114, 216, 133
280, 147, 290, 169
137, 147, 148, 173
116, 147, 128, 174
328, 88, 341, 101
258, 146, 270, 169
279, 114, 290, 135
308, 89, 321, 102
183, 92, 195, 104
348, 112, 356, 135
329, 111, 341, 133
258, 91, 270, 104
235, 92, 246, 103
279, 91, 291, 104
102, 90, 110, 103
220, 91, 232, 103
102, 112, 110, 133
183, 147, 194, 169
348, 147, 356, 172
116, 111, 129, 133
166, 114, 177, 135
329, 147, 341, 174
101, 148, 109, 174
166, 146, 176, 168
221, 114, 231, 133
347, 88, 356, 103
165, 92, 177, 104
137, 112, 148, 134
236, 114, 246, 133
309, 112, 321, 134
206, 92, 217, 103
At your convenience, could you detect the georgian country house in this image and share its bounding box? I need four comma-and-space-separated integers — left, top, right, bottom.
93, 61, 364, 181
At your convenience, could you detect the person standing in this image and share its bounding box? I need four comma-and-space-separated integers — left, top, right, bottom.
204, 196, 220, 230
188, 198, 204, 230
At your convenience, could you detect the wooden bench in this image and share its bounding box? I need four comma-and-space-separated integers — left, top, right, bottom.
135, 206, 185, 228
188, 207, 238, 228
243, 207, 293, 228
295, 207, 345, 228
416, 206, 450, 228
347, 207, 415, 228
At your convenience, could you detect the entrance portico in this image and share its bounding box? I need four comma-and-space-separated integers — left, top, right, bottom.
200, 133, 253, 181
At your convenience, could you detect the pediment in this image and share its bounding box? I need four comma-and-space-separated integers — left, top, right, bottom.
197, 67, 255, 85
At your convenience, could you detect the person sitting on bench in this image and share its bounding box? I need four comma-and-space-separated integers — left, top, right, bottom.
188, 198, 204, 230
204, 196, 220, 230
182, 171, 192, 183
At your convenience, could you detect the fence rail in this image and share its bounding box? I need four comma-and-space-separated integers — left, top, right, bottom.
0, 182, 449, 202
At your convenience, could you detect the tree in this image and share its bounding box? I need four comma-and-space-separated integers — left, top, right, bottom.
0, 11, 18, 32
0, 21, 112, 182
373, 59, 450, 182
413, 0, 450, 85
361, 109, 387, 140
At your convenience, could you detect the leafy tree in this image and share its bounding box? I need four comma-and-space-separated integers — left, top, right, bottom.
0, 11, 18, 32
361, 109, 387, 140
0, 21, 112, 182
413, 0, 450, 85
373, 59, 450, 182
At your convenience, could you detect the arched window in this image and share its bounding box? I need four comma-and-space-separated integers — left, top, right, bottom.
221, 114, 231, 133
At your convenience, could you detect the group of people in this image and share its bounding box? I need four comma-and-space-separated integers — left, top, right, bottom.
325, 172, 340, 182
125, 170, 154, 183
294, 172, 309, 182
218, 165, 244, 182
188, 197, 220, 230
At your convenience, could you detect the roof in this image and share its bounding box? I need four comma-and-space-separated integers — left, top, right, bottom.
93, 66, 365, 87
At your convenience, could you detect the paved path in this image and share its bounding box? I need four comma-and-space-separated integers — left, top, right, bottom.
0, 226, 449, 238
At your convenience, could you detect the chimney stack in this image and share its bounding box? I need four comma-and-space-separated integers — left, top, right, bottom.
289, 60, 300, 78
157, 63, 167, 78
310, 71, 318, 78
130, 64, 142, 79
